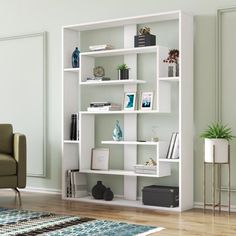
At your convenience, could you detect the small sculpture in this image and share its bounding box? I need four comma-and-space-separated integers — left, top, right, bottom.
112, 120, 122, 141
139, 27, 151, 35
145, 158, 157, 166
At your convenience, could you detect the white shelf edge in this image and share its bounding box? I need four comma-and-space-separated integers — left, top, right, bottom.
101, 140, 159, 145
64, 140, 80, 144
63, 11, 180, 31
80, 80, 146, 86
62, 195, 180, 212
158, 76, 180, 81
159, 158, 180, 163
80, 110, 170, 115
80, 46, 158, 57
64, 68, 80, 72
79, 169, 169, 178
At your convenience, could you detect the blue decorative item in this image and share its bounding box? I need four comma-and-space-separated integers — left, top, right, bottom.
72, 47, 80, 68
112, 120, 122, 141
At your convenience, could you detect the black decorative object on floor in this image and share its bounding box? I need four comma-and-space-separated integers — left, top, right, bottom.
103, 187, 114, 201
92, 181, 106, 199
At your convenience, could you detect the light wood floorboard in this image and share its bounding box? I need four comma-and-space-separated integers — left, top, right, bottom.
0, 190, 235, 235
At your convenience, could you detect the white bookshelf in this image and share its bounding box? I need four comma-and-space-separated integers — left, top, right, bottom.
62, 10, 193, 212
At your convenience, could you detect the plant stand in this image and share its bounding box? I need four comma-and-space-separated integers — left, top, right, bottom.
203, 145, 230, 215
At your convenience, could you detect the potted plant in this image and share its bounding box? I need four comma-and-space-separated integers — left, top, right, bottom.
200, 123, 235, 163
117, 63, 129, 80
163, 49, 179, 77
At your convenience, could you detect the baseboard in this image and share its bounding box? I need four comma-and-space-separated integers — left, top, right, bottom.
23, 186, 61, 195
194, 201, 236, 212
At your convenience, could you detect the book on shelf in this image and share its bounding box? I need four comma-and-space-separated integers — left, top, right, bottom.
89, 44, 113, 51
166, 132, 179, 159
88, 102, 121, 111
70, 113, 79, 140
172, 133, 179, 159
66, 169, 88, 198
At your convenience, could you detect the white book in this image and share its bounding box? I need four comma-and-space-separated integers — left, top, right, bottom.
87, 106, 121, 112
166, 132, 177, 159
89, 44, 113, 51
171, 133, 179, 159
73, 172, 88, 198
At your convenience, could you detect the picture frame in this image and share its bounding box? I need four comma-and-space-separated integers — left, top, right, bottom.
123, 92, 136, 110
91, 148, 109, 170
140, 91, 154, 110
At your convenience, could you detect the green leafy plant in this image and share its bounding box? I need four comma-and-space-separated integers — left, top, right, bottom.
117, 63, 128, 70
200, 123, 235, 141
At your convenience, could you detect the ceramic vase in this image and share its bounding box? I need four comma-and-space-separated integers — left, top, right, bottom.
92, 181, 106, 199
118, 69, 129, 80
113, 120, 122, 141
204, 138, 229, 163
103, 187, 114, 201
72, 47, 80, 68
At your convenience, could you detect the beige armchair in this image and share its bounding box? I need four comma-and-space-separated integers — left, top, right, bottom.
0, 124, 26, 204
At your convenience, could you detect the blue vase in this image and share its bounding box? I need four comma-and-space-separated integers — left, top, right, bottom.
72, 47, 80, 68
113, 120, 122, 141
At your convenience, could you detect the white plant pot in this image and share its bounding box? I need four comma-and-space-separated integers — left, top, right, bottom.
204, 138, 229, 163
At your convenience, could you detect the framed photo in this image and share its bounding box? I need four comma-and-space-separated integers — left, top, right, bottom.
140, 92, 154, 110
91, 148, 109, 170
123, 92, 136, 110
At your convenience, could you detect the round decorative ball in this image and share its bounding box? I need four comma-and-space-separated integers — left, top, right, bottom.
103, 187, 114, 201
92, 181, 106, 199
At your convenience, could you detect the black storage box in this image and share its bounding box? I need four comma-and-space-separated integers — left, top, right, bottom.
142, 185, 179, 208
134, 34, 156, 47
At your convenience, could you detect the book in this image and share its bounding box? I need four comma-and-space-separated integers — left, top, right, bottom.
166, 132, 177, 159
89, 44, 113, 51
171, 133, 179, 159
87, 104, 121, 112
90, 102, 111, 107
73, 172, 88, 198
70, 113, 79, 140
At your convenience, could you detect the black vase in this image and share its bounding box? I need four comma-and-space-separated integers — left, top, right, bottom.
103, 187, 114, 201
92, 181, 106, 199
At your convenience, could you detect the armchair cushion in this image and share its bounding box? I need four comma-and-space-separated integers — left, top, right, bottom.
0, 154, 16, 176
0, 124, 13, 155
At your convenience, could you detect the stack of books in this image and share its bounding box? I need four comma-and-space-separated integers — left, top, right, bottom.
66, 169, 87, 198
166, 132, 179, 159
87, 102, 121, 112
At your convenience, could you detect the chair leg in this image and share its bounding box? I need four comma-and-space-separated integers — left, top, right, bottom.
13, 188, 22, 206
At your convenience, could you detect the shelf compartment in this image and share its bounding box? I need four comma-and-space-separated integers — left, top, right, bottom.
64, 140, 80, 144
80, 46, 158, 57
64, 68, 80, 72
63, 195, 180, 212
79, 169, 170, 178
80, 79, 146, 86
101, 140, 159, 145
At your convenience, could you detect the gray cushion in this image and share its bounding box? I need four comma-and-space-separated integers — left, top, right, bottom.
0, 124, 13, 154
0, 154, 16, 176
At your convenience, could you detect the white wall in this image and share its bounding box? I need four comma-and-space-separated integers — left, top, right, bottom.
0, 0, 236, 202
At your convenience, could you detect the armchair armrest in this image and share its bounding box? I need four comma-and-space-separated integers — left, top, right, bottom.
13, 133, 27, 188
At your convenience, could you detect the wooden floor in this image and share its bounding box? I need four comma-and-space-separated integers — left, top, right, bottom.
0, 190, 235, 235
